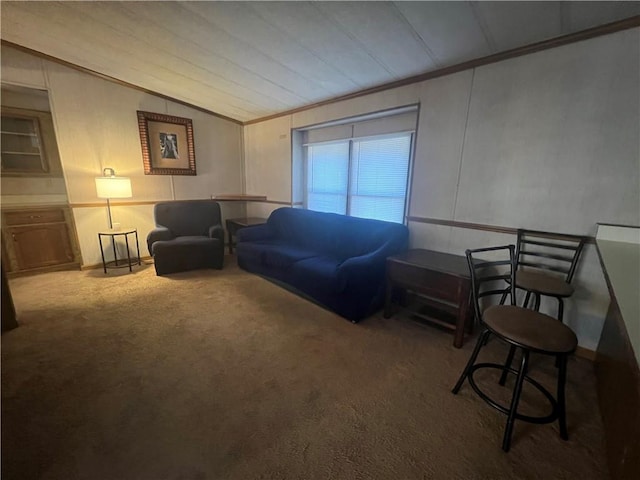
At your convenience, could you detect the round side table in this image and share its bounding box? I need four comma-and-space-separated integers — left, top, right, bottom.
97, 227, 141, 274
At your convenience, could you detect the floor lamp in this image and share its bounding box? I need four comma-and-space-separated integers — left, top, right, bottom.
95, 168, 132, 230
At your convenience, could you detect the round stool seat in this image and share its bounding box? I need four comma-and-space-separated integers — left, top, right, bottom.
484, 305, 578, 354
515, 270, 574, 297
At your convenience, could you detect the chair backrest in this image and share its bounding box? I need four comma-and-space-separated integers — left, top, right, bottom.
515, 229, 587, 283
465, 245, 517, 324
154, 200, 221, 237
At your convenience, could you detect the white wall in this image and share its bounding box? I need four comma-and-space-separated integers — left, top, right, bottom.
244, 28, 640, 350
243, 115, 295, 219
2, 46, 245, 266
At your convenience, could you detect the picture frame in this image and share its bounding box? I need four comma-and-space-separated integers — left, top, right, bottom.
137, 111, 196, 175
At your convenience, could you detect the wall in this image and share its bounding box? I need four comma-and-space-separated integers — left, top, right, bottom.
243, 114, 294, 218
243, 28, 640, 350
1, 46, 245, 266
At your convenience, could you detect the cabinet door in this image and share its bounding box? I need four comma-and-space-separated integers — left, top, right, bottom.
8, 223, 74, 270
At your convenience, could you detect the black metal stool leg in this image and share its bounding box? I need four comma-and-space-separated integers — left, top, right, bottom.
502, 349, 529, 452
499, 290, 508, 305
499, 345, 517, 386
557, 354, 569, 440
453, 330, 490, 394
534, 293, 541, 311
557, 298, 565, 323
523, 291, 532, 309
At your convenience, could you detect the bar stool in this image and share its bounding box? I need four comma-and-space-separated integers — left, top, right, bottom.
514, 229, 587, 323
452, 245, 578, 452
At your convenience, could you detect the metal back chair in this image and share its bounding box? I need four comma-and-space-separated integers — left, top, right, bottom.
515, 229, 588, 322
452, 245, 578, 452
467, 245, 516, 324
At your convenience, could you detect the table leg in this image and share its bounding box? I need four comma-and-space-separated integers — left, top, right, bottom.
125, 234, 132, 272
98, 234, 107, 274
465, 291, 475, 334
383, 279, 394, 319
111, 237, 118, 267
135, 230, 141, 266
453, 281, 471, 348
228, 228, 233, 254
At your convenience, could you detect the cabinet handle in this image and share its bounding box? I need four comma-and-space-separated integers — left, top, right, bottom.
28, 215, 42, 219
12, 233, 16, 241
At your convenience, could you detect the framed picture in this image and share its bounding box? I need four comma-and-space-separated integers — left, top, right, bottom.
137, 111, 196, 175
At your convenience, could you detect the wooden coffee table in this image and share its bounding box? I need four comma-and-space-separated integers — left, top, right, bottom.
384, 249, 473, 348
225, 217, 267, 254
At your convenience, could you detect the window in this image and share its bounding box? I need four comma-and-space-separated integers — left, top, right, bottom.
305, 133, 412, 224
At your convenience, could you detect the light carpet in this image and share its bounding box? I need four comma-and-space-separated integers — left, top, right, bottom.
1, 257, 609, 479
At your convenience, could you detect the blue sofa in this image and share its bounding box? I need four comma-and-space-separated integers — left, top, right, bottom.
236, 208, 409, 322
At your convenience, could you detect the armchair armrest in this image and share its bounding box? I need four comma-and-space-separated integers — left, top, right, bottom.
209, 224, 224, 243
147, 226, 173, 253
236, 224, 273, 243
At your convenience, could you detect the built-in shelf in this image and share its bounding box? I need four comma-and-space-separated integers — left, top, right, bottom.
1, 108, 50, 175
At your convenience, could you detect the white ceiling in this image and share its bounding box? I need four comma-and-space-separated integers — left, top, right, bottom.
1, 1, 638, 122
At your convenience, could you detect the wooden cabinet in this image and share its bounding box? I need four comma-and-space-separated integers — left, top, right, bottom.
1, 265, 18, 332
1, 206, 81, 276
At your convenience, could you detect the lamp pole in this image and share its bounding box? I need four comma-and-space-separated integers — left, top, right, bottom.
106, 198, 113, 229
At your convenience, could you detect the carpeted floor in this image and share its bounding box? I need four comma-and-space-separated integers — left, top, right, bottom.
2, 257, 609, 480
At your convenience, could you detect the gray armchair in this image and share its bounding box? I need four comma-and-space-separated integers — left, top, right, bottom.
147, 200, 225, 275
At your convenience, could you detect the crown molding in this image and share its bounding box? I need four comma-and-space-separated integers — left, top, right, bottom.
245, 16, 640, 125
0, 39, 243, 126
3, 15, 638, 127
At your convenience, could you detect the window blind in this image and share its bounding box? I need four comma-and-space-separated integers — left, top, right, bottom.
305, 133, 412, 223
306, 142, 349, 215
349, 134, 411, 223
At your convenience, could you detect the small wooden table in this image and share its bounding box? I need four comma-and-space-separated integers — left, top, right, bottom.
384, 249, 473, 348
225, 217, 267, 254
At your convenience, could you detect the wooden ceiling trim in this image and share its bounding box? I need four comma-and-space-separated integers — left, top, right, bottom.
0, 39, 244, 126
245, 15, 640, 125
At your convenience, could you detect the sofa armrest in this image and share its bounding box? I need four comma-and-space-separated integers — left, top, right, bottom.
337, 251, 387, 291
147, 226, 173, 253
339, 252, 386, 273
337, 231, 408, 289
209, 224, 224, 243
236, 224, 273, 243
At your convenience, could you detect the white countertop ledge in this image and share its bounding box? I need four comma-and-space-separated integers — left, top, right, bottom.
596, 224, 640, 363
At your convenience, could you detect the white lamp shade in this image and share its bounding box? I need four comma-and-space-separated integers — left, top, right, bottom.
95, 176, 132, 199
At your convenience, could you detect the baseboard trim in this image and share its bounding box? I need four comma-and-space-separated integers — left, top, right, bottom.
5, 262, 81, 278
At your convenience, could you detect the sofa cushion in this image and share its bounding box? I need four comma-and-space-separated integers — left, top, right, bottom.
152, 236, 223, 275
261, 244, 319, 269
235, 241, 269, 266
152, 236, 219, 255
